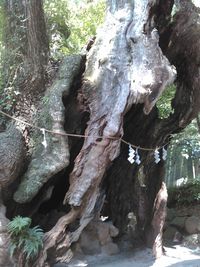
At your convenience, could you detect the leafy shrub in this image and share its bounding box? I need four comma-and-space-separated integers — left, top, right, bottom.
168, 180, 200, 206
7, 216, 44, 261
156, 84, 176, 119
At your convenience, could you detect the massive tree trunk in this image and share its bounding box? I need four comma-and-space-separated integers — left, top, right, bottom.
106, 0, 200, 248
0, 0, 200, 266
35, 0, 176, 265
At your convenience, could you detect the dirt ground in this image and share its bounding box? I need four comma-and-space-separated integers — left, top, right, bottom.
63, 245, 200, 267
56, 204, 200, 267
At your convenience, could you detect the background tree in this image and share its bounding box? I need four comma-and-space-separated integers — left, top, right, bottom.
165, 120, 200, 187
0, 0, 199, 266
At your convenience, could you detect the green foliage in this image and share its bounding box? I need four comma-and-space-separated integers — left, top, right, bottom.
7, 216, 44, 261
156, 84, 176, 119
171, 119, 200, 160
44, 0, 106, 57
0, 86, 18, 111
0, 0, 106, 111
44, 0, 70, 57
8, 216, 31, 234
168, 180, 200, 206
165, 120, 200, 188
0, 1, 25, 112
0, 4, 4, 44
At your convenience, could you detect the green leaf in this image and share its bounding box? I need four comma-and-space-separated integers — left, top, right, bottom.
7, 216, 44, 260
157, 84, 176, 119
7, 216, 31, 235
9, 243, 17, 258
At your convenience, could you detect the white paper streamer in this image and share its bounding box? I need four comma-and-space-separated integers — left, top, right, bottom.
41, 128, 47, 148
154, 148, 160, 164
126, 145, 168, 165
128, 145, 135, 164
162, 147, 167, 160
135, 148, 141, 165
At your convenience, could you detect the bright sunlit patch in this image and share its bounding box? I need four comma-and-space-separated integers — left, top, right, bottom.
74, 262, 88, 267
100, 215, 108, 221
192, 0, 200, 8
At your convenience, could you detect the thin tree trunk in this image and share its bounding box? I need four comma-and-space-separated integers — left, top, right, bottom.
25, 0, 49, 90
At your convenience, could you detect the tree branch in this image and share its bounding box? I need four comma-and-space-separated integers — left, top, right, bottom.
14, 55, 83, 203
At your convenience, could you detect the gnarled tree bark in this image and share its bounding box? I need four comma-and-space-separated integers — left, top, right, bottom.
14, 55, 82, 203
35, 0, 176, 265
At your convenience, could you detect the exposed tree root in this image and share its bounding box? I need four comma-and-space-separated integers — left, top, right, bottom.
0, 188, 13, 267
35, 209, 80, 267
146, 182, 168, 258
